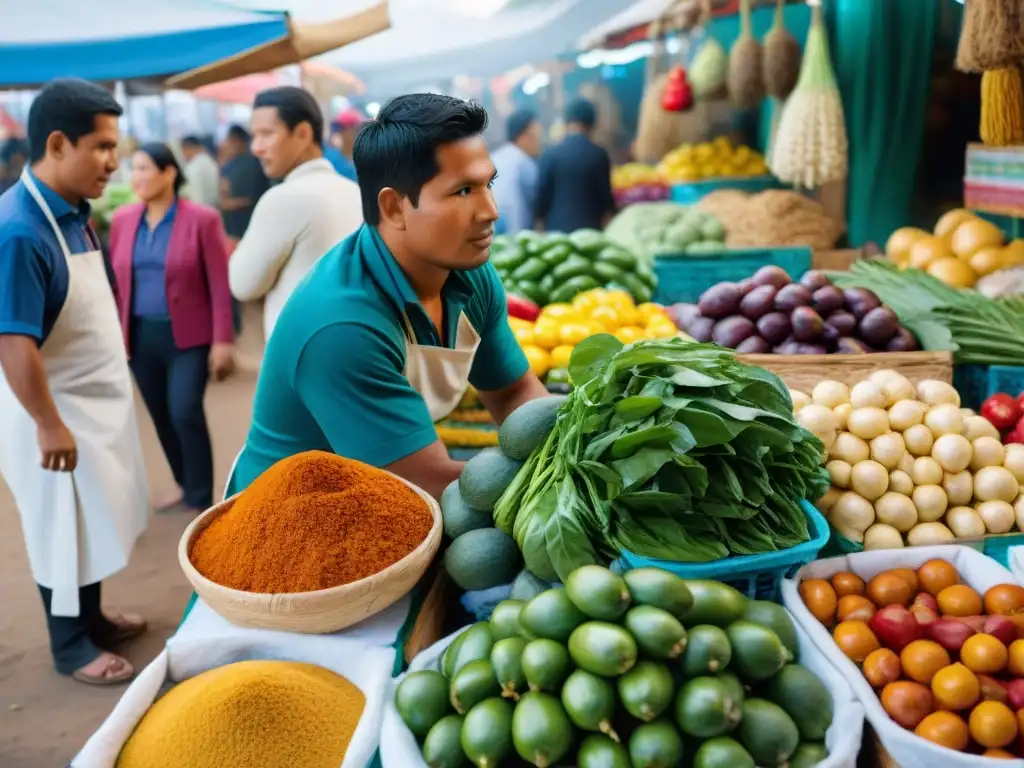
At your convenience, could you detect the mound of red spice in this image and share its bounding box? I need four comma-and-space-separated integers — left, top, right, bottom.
189, 450, 433, 593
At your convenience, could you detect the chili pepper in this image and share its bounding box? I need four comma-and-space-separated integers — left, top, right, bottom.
507, 294, 541, 322
981, 393, 1021, 431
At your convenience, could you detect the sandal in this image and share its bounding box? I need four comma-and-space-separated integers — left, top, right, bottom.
72, 653, 134, 686
95, 612, 148, 647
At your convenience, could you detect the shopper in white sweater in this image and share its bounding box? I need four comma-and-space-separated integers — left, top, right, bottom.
229, 87, 362, 338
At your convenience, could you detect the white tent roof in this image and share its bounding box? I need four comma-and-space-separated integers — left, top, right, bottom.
577, 0, 685, 49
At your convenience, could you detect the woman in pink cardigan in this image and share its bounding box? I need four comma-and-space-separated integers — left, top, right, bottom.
110, 143, 235, 514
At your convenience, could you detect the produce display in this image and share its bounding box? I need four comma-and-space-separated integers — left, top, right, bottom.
797, 558, 1024, 757
507, 289, 683, 381
611, 163, 669, 206
491, 230, 656, 308
603, 203, 727, 263
90, 182, 134, 238
492, 336, 829, 582
656, 137, 769, 184
695, 189, 844, 250
672, 266, 919, 355
189, 451, 433, 593
395, 564, 836, 768
436, 388, 501, 450
117, 660, 364, 767
885, 209, 1024, 290
832, 260, 1024, 366
981, 392, 1024, 445
795, 370, 1024, 548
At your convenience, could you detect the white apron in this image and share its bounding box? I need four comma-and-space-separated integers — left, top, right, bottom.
0, 172, 149, 617
401, 310, 482, 422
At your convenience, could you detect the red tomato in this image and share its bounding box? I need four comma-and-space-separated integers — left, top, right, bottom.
981, 393, 1021, 432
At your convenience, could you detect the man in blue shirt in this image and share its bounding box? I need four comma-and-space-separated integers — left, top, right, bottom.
229, 93, 551, 500
491, 108, 541, 235
0, 79, 150, 685
324, 107, 365, 182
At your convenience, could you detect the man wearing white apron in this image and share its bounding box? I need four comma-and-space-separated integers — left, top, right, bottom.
0, 80, 149, 685
226, 93, 550, 500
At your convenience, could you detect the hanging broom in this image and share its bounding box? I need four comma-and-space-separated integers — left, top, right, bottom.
768, 0, 848, 188
728, 0, 765, 110
956, 0, 1024, 146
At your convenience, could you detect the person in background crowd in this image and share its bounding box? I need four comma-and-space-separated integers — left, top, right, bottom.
324, 107, 365, 182
229, 87, 362, 339
217, 125, 269, 244
490, 108, 541, 236
179, 135, 220, 209
0, 138, 29, 195
109, 142, 235, 515
0, 78, 149, 685
533, 98, 616, 233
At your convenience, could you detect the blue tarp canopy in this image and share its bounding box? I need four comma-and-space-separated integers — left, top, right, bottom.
0, 0, 290, 88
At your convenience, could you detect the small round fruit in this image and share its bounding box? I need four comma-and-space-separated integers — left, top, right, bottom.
936, 584, 983, 617
889, 568, 920, 595
969, 701, 1019, 749
914, 711, 970, 751
931, 663, 980, 711
832, 572, 866, 598
1008, 640, 1024, 677
863, 648, 902, 689
800, 579, 838, 625
982, 748, 1017, 758
836, 595, 877, 623
917, 560, 959, 595
961, 634, 1009, 675
985, 584, 1024, 616
881, 681, 935, 729
833, 620, 881, 663
867, 572, 912, 608
900, 640, 951, 685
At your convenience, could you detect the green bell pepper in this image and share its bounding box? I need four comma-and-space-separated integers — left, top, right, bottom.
592, 261, 625, 283
539, 272, 558, 295
621, 273, 653, 304
551, 254, 594, 282
515, 280, 548, 306
595, 245, 637, 272
539, 243, 573, 267
511, 256, 549, 283
491, 246, 527, 272
568, 228, 607, 257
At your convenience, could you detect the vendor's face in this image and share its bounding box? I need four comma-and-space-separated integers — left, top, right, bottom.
130, 151, 174, 202
403, 136, 498, 271
53, 114, 120, 200
251, 106, 309, 180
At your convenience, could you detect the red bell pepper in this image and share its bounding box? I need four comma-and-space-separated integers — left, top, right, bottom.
981, 393, 1021, 432
507, 294, 540, 322
661, 66, 693, 112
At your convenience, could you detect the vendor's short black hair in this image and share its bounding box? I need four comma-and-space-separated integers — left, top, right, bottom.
27, 78, 123, 163
227, 124, 250, 144
137, 141, 185, 195
181, 135, 204, 149
506, 109, 537, 143
354, 93, 489, 226
565, 97, 597, 129
253, 86, 324, 146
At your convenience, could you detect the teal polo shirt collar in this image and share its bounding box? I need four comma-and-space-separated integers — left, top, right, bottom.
360, 224, 474, 348
26, 170, 93, 227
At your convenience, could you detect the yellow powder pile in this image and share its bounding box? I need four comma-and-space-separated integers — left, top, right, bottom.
117, 660, 365, 768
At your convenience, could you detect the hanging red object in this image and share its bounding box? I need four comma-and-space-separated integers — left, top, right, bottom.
661, 65, 693, 112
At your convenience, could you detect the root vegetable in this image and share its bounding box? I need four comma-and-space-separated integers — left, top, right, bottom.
917, 380, 961, 407
815, 486, 843, 514
888, 400, 925, 432
907, 521, 956, 547
898, 452, 915, 476
797, 404, 839, 453
975, 466, 1020, 503
831, 432, 870, 464
912, 457, 944, 486
946, 506, 986, 538
851, 460, 890, 501
1004, 444, 1024, 483
976, 500, 1016, 534
889, 470, 914, 496
790, 390, 811, 412
912, 485, 948, 523
932, 434, 973, 473
924, 404, 965, 437
971, 437, 1006, 472
848, 408, 891, 440
874, 492, 918, 533
864, 523, 905, 550
963, 416, 1000, 441
942, 471, 973, 506
870, 433, 906, 470
904, 425, 935, 457
812, 380, 850, 409
882, 375, 917, 405
831, 491, 876, 542
834, 403, 852, 430
850, 381, 888, 410
826, 460, 852, 489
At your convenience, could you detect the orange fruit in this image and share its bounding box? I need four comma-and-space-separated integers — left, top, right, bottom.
983, 748, 1018, 758
832, 572, 866, 598
889, 568, 920, 595
833, 620, 881, 663
931, 663, 980, 711
881, 681, 936, 729
901, 640, 952, 685
800, 579, 838, 625
937, 584, 983, 617
863, 648, 902, 689
985, 584, 1024, 616
969, 701, 1018, 749
867, 572, 912, 608
914, 711, 970, 751
918, 560, 960, 596
1008, 639, 1024, 677
837, 595, 876, 623
961, 634, 1009, 675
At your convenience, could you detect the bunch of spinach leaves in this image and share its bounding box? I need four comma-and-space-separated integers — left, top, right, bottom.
494, 335, 830, 582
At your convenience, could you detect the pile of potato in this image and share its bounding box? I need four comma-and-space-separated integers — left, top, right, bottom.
792, 371, 1024, 549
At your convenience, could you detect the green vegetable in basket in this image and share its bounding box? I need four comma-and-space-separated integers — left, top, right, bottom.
492, 336, 829, 582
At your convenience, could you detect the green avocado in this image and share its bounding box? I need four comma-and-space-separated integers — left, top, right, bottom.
623, 606, 687, 660
449, 660, 501, 715
490, 637, 528, 700
565, 565, 632, 621
763, 664, 834, 741
674, 677, 742, 739
498, 396, 567, 461
440, 480, 492, 540
790, 742, 829, 768
461, 697, 514, 768
489, 600, 525, 641
421, 714, 466, 768
742, 600, 799, 658
511, 692, 574, 768
443, 631, 468, 678
623, 568, 693, 619
561, 669, 618, 739
692, 737, 755, 768
628, 720, 685, 768
451, 623, 495, 677
738, 699, 800, 768
395, 670, 451, 738
726, 621, 791, 682
680, 625, 732, 677
617, 661, 675, 723
577, 734, 631, 768
681, 580, 747, 627
521, 639, 571, 692
444, 528, 521, 592
568, 622, 638, 678
519, 588, 586, 643
458, 448, 524, 511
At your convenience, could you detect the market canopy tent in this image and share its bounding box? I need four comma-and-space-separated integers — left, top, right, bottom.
0, 0, 291, 88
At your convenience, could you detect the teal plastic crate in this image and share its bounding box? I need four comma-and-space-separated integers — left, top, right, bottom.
954, 364, 1024, 411
825, 527, 1021, 568
669, 175, 781, 205
982, 533, 1024, 568
616, 500, 830, 602
653, 247, 813, 305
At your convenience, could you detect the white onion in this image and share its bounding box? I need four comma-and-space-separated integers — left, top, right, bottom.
790, 390, 811, 412
815, 486, 843, 514
974, 466, 1020, 503
874, 492, 918, 532
904, 424, 935, 456
942, 471, 973, 506
850, 381, 888, 409
797, 405, 839, 454
863, 523, 906, 550
931, 433, 972, 473
833, 403, 852, 431
848, 408, 891, 440
1004, 444, 1024, 482
826, 460, 852, 489
970, 436, 1006, 472
830, 492, 876, 542
924, 403, 965, 437
916, 380, 961, 407
976, 500, 1016, 534
812, 380, 850, 409
851, 460, 889, 501
888, 400, 925, 432
889, 470, 914, 496
1014, 493, 1024, 532
963, 415, 1001, 441
830, 432, 870, 464
945, 506, 986, 538
869, 433, 906, 470
912, 484, 948, 523
882, 375, 917, 406
907, 521, 955, 546
912, 456, 944, 486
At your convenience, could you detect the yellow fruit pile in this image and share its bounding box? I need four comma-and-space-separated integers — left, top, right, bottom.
612, 163, 662, 191
658, 137, 769, 184
508, 289, 683, 377
885, 209, 1024, 288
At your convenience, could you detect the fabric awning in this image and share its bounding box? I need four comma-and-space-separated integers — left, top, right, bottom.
0, 0, 290, 88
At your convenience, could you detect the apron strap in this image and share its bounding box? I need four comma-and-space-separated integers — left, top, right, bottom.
21, 170, 73, 258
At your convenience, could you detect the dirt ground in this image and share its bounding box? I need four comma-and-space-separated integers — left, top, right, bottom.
0, 306, 264, 767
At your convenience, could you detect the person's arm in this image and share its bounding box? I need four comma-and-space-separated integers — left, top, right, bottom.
294, 318, 462, 500
218, 164, 252, 212
228, 190, 297, 301
469, 263, 548, 424
533, 150, 554, 231
198, 211, 236, 380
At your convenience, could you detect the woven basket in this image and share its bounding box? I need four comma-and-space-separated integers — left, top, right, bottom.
737, 350, 954, 394
178, 474, 442, 634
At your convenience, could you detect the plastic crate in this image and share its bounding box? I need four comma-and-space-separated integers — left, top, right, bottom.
616, 500, 830, 602
953, 364, 1024, 410
982, 533, 1024, 568
669, 175, 781, 205
825, 527, 1022, 569
653, 247, 813, 305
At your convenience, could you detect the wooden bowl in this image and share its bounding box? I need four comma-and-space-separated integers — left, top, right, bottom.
177, 473, 442, 634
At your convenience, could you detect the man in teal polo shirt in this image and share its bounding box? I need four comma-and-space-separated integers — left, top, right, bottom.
227, 93, 550, 500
